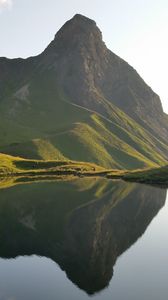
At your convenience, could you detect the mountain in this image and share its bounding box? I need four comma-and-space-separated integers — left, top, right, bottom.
0, 14, 168, 169
0, 179, 166, 294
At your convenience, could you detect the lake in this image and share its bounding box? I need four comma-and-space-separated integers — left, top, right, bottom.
0, 177, 167, 299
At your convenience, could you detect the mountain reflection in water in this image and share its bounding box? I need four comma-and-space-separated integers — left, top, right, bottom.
0, 178, 166, 295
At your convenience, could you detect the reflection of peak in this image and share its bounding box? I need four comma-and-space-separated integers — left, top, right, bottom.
0, 180, 166, 295
59, 183, 166, 294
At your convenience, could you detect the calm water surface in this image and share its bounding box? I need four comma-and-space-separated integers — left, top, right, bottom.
0, 178, 167, 300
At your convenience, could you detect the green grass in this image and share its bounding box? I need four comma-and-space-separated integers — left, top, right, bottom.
0, 153, 126, 191
0, 153, 105, 176
123, 165, 168, 186
1, 153, 168, 189
0, 70, 168, 170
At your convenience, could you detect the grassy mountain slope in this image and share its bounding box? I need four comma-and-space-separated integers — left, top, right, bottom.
0, 72, 168, 169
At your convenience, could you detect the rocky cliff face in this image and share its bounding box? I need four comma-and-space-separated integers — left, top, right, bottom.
41, 14, 168, 141
0, 13, 166, 133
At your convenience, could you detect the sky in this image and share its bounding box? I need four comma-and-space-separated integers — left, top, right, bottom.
0, 0, 168, 113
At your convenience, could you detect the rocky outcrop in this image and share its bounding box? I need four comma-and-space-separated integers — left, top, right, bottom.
41, 14, 168, 141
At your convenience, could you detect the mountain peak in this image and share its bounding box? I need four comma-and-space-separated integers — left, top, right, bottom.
71, 13, 96, 24
53, 14, 102, 47
59, 14, 96, 31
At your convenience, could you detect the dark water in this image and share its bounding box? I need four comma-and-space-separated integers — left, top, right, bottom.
0, 178, 167, 300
